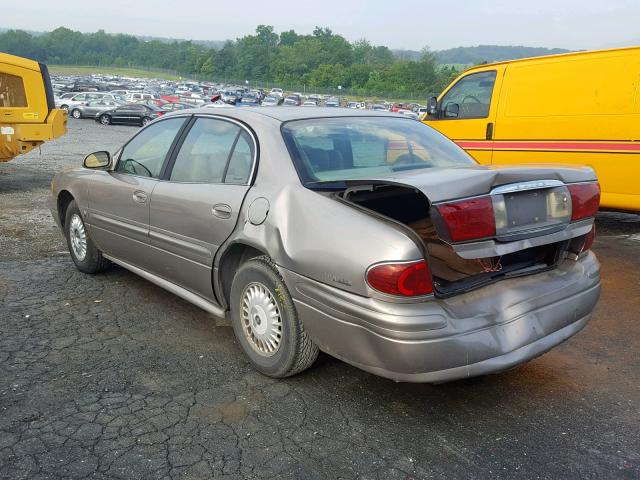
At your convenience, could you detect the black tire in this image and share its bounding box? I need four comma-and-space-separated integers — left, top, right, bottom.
64, 200, 110, 274
60, 104, 69, 111
99, 114, 111, 125
71, 108, 82, 119
230, 256, 318, 378
141, 116, 151, 126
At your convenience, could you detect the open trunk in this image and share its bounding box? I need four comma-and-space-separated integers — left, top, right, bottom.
336, 182, 587, 296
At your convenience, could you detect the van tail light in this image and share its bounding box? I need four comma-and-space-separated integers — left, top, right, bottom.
435, 196, 496, 242
568, 182, 600, 221
367, 260, 434, 296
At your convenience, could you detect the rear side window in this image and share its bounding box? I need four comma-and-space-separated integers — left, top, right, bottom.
170, 118, 239, 183
440, 71, 497, 119
0, 73, 27, 107
115, 118, 185, 178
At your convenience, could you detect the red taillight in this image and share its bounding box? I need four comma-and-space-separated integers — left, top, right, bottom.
367, 260, 433, 296
568, 182, 600, 221
435, 196, 496, 242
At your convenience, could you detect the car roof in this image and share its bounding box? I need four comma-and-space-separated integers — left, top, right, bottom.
165, 106, 405, 122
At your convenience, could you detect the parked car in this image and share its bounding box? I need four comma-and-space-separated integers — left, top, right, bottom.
69, 100, 121, 119
270, 87, 284, 98
221, 90, 239, 105
56, 92, 120, 110
261, 95, 283, 106
160, 102, 193, 112
50, 108, 600, 382
95, 103, 163, 126
283, 95, 301, 106
125, 92, 158, 103
238, 95, 261, 107
302, 100, 318, 107
325, 97, 340, 107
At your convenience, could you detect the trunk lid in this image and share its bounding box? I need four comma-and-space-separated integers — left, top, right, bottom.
341, 164, 596, 204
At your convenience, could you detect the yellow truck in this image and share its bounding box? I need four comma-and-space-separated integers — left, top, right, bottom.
423, 46, 640, 211
0, 52, 67, 162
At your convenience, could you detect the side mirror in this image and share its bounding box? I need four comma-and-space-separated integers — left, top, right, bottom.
444, 102, 460, 118
427, 96, 438, 117
83, 151, 111, 169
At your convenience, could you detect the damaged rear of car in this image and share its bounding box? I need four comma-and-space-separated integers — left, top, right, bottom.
280, 115, 600, 382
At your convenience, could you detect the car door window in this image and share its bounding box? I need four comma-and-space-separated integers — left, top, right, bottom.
169, 118, 240, 183
440, 71, 497, 119
224, 130, 254, 184
74, 93, 86, 101
115, 118, 185, 178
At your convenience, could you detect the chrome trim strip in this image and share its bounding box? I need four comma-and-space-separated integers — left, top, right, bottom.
490, 179, 564, 195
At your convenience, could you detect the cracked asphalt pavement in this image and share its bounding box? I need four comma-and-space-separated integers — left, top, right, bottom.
1, 120, 639, 479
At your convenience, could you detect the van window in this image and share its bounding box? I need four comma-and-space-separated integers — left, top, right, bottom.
440, 71, 497, 119
0, 73, 27, 107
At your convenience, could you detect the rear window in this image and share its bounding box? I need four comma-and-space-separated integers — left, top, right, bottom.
282, 117, 475, 185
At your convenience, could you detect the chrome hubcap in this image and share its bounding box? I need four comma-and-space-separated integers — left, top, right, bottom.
72, 110, 80, 118
241, 282, 282, 356
100, 116, 109, 125
69, 214, 87, 261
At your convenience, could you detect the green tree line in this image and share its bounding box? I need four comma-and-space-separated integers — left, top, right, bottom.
0, 26, 459, 97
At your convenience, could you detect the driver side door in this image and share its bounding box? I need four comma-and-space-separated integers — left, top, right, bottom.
424, 67, 504, 164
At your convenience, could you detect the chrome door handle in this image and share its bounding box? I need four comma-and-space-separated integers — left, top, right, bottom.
132, 190, 148, 203
212, 203, 232, 219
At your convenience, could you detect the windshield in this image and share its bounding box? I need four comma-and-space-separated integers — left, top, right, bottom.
282, 117, 476, 185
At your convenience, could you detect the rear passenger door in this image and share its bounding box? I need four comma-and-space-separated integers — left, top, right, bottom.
148, 116, 255, 300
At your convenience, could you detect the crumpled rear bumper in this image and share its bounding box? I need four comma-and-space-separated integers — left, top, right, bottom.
279, 252, 600, 382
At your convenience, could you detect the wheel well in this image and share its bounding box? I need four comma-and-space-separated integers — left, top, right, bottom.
57, 190, 74, 228
217, 243, 267, 308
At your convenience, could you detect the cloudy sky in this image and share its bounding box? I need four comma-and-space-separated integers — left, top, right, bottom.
3, 0, 639, 50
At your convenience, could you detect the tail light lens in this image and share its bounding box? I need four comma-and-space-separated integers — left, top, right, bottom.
367, 260, 433, 296
568, 182, 600, 221
435, 196, 496, 242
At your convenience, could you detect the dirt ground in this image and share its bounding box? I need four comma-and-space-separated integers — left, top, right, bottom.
1, 119, 639, 479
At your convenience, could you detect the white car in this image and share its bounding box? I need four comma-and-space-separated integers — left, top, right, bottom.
270, 88, 284, 98
55, 92, 122, 111
124, 92, 158, 103
302, 100, 318, 107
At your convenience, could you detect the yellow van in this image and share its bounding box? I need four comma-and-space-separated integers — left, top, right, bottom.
423, 47, 640, 211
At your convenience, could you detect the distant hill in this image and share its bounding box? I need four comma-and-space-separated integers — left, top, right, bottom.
435, 45, 571, 64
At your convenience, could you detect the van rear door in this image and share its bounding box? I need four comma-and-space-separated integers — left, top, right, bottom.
424, 66, 505, 165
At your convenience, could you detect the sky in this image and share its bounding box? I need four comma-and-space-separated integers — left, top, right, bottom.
3, 0, 640, 51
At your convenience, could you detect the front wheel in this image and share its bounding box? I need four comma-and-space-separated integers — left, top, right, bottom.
64, 200, 110, 274
99, 114, 111, 125
230, 257, 318, 378
71, 109, 82, 119
141, 116, 152, 126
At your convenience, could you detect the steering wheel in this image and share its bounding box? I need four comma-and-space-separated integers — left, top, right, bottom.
121, 158, 152, 177
462, 95, 481, 104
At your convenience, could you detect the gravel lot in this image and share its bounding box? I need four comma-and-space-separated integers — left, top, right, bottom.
1, 119, 639, 479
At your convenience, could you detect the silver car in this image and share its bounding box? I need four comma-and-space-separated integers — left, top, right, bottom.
49, 108, 601, 382
69, 100, 121, 119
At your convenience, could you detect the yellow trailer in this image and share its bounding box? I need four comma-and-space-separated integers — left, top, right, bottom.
423, 47, 640, 211
0, 52, 67, 162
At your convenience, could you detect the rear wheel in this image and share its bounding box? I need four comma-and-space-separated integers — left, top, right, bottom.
64, 200, 109, 274
230, 256, 318, 378
71, 109, 82, 119
99, 114, 111, 125
141, 116, 152, 126
60, 104, 69, 111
